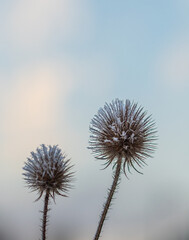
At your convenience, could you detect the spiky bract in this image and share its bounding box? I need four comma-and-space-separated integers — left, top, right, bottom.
23, 144, 74, 200
89, 99, 157, 174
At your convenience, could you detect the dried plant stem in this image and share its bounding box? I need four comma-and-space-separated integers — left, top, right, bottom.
94, 158, 122, 240
42, 189, 50, 240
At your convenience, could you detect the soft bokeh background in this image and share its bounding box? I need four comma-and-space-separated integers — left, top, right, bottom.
0, 1, 189, 240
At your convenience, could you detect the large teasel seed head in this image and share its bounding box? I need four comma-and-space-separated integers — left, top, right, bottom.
23, 144, 74, 201
89, 99, 157, 174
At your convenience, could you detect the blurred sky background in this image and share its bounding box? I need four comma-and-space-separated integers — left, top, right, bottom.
0, 0, 189, 240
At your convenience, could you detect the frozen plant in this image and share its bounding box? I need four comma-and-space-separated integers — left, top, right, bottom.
89, 99, 157, 240
23, 144, 74, 240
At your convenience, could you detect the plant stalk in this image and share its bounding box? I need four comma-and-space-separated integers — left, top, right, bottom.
93, 158, 122, 240
42, 189, 50, 240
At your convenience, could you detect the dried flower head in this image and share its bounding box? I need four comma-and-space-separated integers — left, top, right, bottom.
23, 144, 74, 201
89, 99, 157, 174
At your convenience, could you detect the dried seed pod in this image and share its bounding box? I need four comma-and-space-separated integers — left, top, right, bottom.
23, 144, 74, 201
89, 98, 157, 174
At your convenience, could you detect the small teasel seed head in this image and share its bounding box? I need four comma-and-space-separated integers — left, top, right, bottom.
23, 144, 74, 201
89, 99, 157, 175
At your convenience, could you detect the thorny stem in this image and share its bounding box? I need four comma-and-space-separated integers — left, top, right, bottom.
42, 189, 50, 240
93, 158, 122, 240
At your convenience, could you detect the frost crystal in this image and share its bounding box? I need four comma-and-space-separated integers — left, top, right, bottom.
112, 137, 119, 142
23, 144, 74, 200
89, 99, 157, 174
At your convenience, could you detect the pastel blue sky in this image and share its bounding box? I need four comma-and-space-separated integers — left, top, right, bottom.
0, 1, 189, 240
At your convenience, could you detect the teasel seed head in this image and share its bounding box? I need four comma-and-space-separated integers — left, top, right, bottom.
23, 144, 74, 201
89, 99, 157, 175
